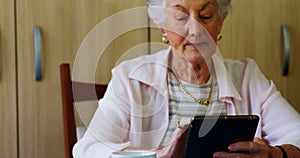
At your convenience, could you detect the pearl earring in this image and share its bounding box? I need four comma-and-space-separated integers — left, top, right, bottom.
161, 36, 169, 44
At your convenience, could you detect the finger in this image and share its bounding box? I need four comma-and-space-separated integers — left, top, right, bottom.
177, 128, 188, 141
213, 151, 252, 158
228, 141, 259, 153
165, 128, 187, 148
177, 117, 191, 130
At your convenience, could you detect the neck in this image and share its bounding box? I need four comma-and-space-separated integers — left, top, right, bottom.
170, 52, 211, 85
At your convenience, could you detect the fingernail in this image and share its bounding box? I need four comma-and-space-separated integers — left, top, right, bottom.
228, 144, 235, 151
213, 153, 224, 158
213, 154, 225, 158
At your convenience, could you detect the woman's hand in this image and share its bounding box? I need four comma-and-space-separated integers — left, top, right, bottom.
155, 118, 190, 158
154, 128, 187, 158
213, 137, 282, 158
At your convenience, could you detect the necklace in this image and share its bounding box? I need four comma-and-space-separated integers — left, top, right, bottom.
170, 69, 213, 106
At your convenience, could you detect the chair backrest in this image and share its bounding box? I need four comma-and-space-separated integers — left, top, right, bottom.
59, 63, 107, 158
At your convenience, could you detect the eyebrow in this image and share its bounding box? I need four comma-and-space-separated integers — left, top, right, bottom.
200, 2, 213, 11
172, 1, 213, 12
172, 4, 188, 13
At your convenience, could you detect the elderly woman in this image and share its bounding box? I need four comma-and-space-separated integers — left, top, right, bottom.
73, 0, 300, 157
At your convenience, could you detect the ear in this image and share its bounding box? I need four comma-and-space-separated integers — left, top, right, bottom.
217, 14, 227, 33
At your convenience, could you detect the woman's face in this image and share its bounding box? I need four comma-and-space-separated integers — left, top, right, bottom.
164, 0, 225, 65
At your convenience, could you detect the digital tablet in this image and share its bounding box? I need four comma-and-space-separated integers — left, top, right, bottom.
184, 115, 259, 158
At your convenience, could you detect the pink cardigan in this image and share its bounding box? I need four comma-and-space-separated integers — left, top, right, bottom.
73, 48, 300, 158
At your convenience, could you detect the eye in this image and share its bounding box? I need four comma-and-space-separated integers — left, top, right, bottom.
201, 15, 212, 20
175, 15, 188, 21
173, 11, 189, 22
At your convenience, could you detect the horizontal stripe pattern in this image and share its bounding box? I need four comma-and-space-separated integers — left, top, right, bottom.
159, 71, 226, 147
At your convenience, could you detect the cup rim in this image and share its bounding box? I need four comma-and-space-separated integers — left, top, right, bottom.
112, 150, 156, 157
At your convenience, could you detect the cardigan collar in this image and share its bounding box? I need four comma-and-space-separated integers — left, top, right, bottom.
128, 46, 242, 102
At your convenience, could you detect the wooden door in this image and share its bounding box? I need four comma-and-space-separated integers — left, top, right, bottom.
219, 0, 300, 112
282, 0, 300, 112
16, 0, 148, 157
0, 0, 17, 158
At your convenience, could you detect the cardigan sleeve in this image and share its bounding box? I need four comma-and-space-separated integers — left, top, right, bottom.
244, 59, 300, 148
73, 67, 132, 158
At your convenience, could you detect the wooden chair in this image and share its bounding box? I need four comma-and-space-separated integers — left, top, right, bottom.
59, 63, 108, 158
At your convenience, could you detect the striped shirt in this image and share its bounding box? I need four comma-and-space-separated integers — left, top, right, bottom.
159, 70, 227, 146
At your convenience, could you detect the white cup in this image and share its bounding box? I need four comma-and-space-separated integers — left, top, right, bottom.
111, 150, 156, 158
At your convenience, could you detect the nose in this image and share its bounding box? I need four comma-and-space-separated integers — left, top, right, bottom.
188, 17, 204, 38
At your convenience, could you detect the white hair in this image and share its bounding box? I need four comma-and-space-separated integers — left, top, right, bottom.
148, 0, 231, 27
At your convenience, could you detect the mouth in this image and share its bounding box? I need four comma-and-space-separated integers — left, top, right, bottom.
185, 42, 208, 48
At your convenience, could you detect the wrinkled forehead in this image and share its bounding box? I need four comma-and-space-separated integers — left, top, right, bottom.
165, 0, 218, 10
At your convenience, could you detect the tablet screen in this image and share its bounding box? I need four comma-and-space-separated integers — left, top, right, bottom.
184, 115, 259, 158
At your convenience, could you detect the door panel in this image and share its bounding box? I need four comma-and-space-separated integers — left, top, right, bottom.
282, 0, 300, 112
16, 0, 148, 157
0, 0, 17, 158
283, 0, 300, 112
